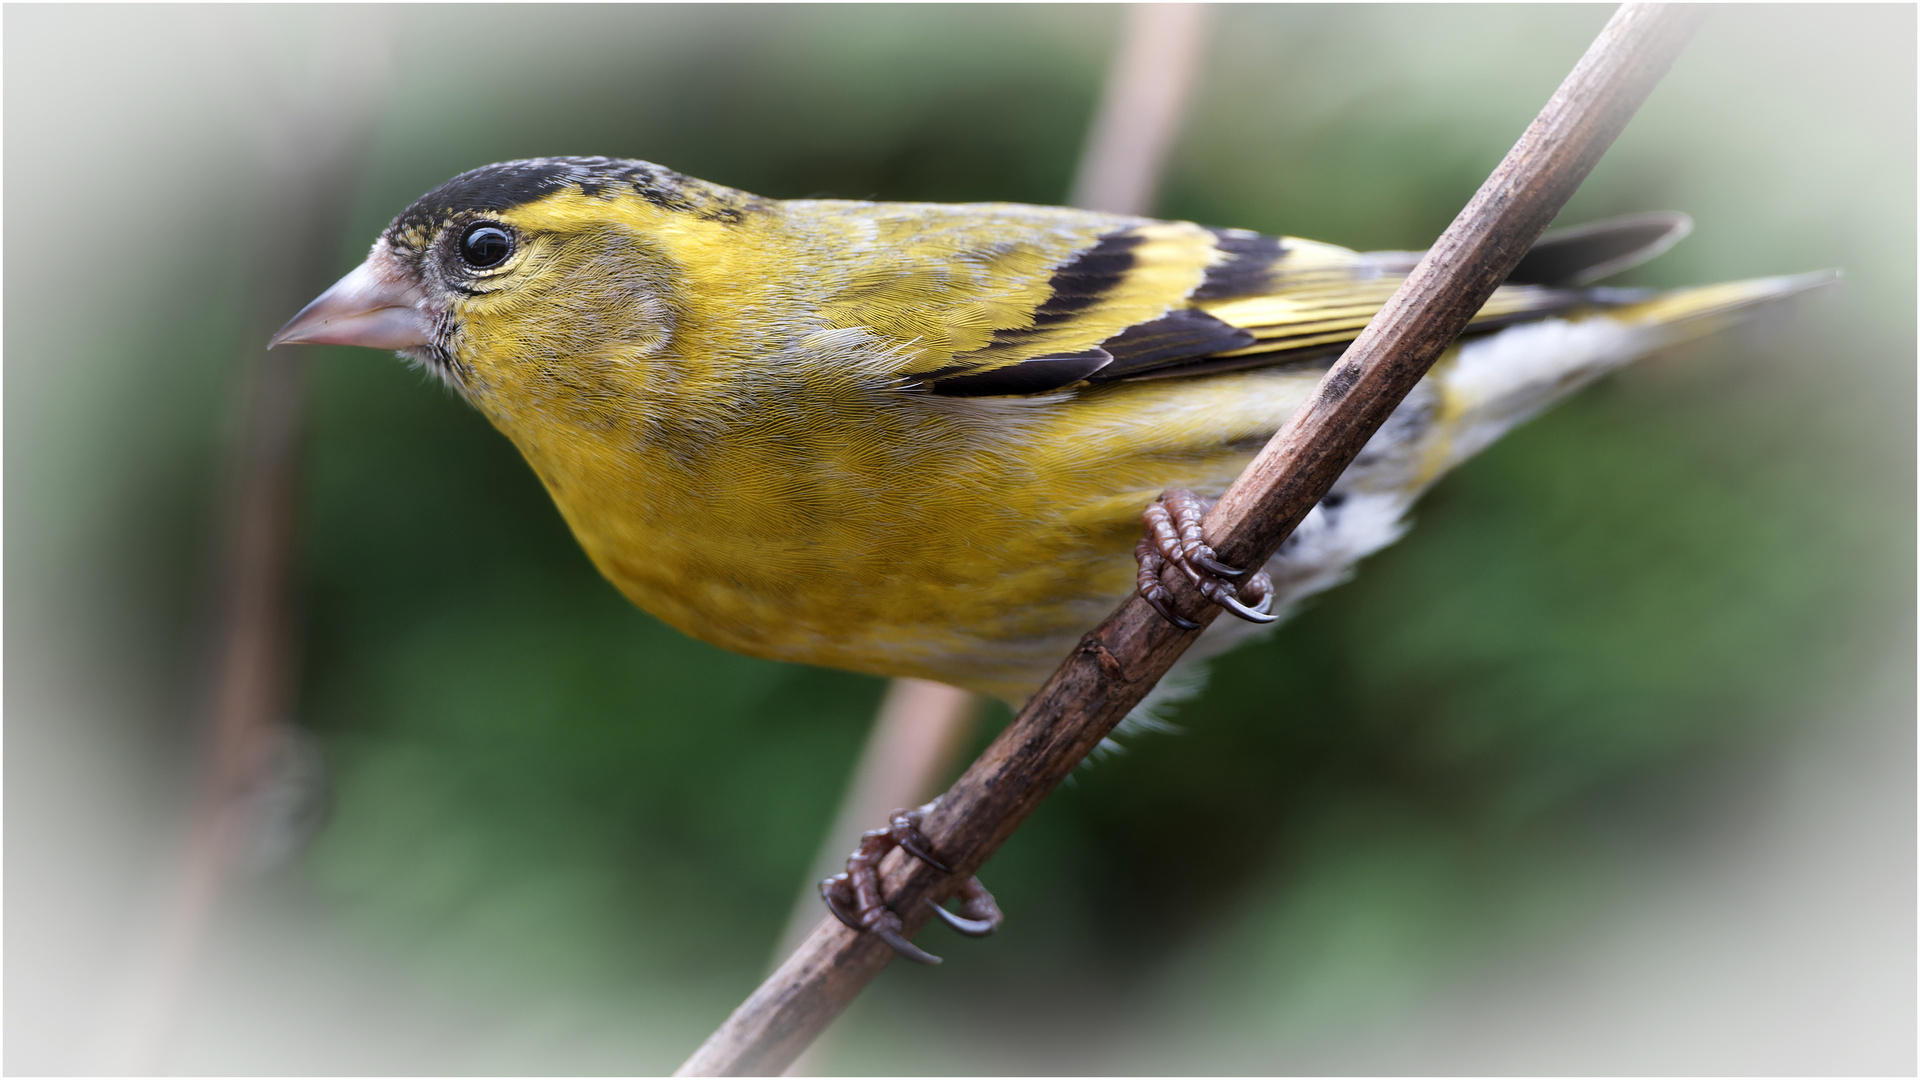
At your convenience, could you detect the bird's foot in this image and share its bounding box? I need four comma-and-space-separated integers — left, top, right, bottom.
819, 801, 1002, 965
1137, 488, 1277, 628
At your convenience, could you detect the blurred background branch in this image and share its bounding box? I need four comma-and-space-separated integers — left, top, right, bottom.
1070, 2, 1212, 216
87, 16, 393, 1073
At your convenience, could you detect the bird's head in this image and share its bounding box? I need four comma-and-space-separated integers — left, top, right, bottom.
272, 157, 773, 408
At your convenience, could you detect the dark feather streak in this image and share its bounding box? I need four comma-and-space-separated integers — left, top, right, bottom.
927, 349, 1114, 397
993, 231, 1142, 337
1192, 228, 1288, 301
1506, 212, 1690, 286
1089, 308, 1256, 379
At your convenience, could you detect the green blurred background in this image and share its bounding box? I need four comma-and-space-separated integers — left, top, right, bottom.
7, 4, 1913, 1073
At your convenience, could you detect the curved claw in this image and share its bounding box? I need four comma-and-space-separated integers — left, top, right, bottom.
820, 879, 867, 932
926, 898, 998, 938
896, 831, 949, 873
1192, 552, 1246, 579
874, 923, 943, 965
1214, 588, 1279, 624
1142, 590, 1200, 630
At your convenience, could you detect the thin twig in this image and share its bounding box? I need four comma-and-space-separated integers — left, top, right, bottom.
677, 5, 1704, 1075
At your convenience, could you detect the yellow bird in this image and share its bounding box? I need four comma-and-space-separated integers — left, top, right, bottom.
273, 157, 1830, 707
273, 156, 1831, 960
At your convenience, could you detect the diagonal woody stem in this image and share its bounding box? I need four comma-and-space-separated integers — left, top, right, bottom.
677, 5, 1706, 1075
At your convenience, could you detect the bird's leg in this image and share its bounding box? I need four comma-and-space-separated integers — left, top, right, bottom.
1138, 489, 1278, 626
819, 801, 1001, 965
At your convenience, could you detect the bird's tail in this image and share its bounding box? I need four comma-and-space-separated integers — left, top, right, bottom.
1423, 268, 1841, 481
1245, 266, 1839, 633
1114, 268, 1836, 745
1612, 268, 1843, 341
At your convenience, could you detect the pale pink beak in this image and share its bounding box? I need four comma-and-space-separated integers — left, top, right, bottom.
270, 244, 432, 350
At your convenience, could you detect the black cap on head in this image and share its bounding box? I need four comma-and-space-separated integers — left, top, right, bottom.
385, 157, 766, 250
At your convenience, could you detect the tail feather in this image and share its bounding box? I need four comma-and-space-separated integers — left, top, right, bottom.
1366, 211, 1697, 286
1431, 270, 1840, 473
1507, 211, 1695, 286
1612, 269, 1842, 338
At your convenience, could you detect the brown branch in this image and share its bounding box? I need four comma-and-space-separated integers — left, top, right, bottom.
676, 5, 1705, 1075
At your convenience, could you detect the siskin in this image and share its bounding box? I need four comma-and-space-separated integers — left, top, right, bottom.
274, 157, 1832, 707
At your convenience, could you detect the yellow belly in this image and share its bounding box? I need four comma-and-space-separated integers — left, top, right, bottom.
493, 367, 1323, 702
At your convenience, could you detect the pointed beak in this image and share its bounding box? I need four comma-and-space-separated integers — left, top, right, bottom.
270, 246, 432, 350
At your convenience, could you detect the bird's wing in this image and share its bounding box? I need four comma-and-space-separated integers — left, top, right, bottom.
804, 206, 1687, 398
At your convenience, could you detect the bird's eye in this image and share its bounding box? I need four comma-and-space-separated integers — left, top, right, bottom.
458, 223, 514, 269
